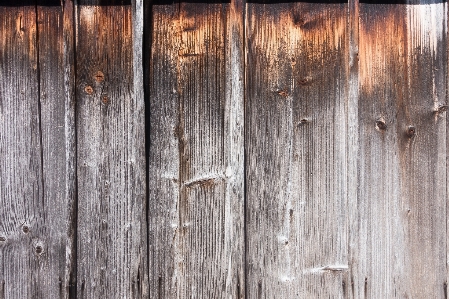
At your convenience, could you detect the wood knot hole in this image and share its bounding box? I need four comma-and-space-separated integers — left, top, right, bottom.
94, 71, 105, 83
35, 245, 43, 254
102, 96, 109, 105
376, 118, 387, 131
277, 90, 288, 97
406, 126, 416, 138
298, 118, 309, 126
84, 86, 93, 95
22, 225, 29, 234
298, 76, 312, 86
293, 16, 305, 26
437, 104, 448, 113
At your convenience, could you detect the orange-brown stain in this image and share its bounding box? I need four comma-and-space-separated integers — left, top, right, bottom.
359, 4, 446, 94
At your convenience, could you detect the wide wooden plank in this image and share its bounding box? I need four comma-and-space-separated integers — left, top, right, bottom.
351, 2, 447, 298
147, 1, 245, 297
0, 2, 76, 298
75, 1, 147, 298
245, 3, 350, 298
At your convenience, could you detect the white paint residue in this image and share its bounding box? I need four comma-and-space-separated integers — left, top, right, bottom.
407, 3, 447, 56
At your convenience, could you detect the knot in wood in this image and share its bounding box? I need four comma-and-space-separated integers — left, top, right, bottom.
437, 104, 448, 113
375, 117, 387, 131
35, 245, 43, 254
94, 71, 105, 83
277, 90, 288, 97
298, 76, 312, 86
84, 86, 93, 95
406, 126, 416, 138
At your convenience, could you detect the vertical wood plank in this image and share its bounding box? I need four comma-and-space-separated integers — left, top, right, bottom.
347, 0, 359, 298
131, 0, 148, 296
353, 1, 447, 297
148, 0, 245, 297
75, 1, 147, 298
245, 2, 350, 298
61, 0, 78, 296
36, 1, 77, 298
0, 4, 41, 299
0, 1, 76, 298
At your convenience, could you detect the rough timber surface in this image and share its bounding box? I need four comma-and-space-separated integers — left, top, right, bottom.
0, 1, 449, 298
245, 2, 350, 298
0, 2, 76, 299
75, 0, 147, 298
147, 1, 245, 298
350, 2, 448, 298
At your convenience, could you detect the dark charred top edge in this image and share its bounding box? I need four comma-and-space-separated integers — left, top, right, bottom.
360, 0, 445, 3
0, 0, 132, 6
1, 0, 445, 5
152, 0, 230, 4
246, 0, 345, 3
77, 0, 131, 4
245, 0, 444, 3
151, 0, 343, 3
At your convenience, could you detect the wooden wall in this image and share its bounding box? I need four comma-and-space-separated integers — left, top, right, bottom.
0, 0, 447, 298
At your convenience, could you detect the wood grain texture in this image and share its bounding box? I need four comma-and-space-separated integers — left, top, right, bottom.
75, 1, 147, 298
0, 2, 76, 299
0, 5, 42, 299
351, 2, 447, 298
1, 1, 448, 298
245, 3, 350, 298
347, 0, 359, 298
61, 1, 77, 296
147, 1, 244, 298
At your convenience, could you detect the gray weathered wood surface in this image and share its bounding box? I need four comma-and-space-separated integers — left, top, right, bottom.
148, 0, 244, 297
0, 0, 447, 298
245, 2, 350, 298
75, 0, 147, 298
0, 2, 76, 299
351, 2, 447, 298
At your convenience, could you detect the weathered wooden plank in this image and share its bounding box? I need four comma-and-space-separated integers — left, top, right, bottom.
0, 1, 76, 298
75, 1, 147, 298
351, 2, 447, 298
132, 0, 148, 297
0, 5, 42, 299
245, 3, 350, 298
61, 0, 78, 297
147, 1, 244, 297
36, 2, 77, 298
347, 0, 359, 298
